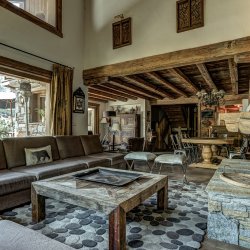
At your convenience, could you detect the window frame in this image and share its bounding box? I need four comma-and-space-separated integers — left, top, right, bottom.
0, 0, 63, 37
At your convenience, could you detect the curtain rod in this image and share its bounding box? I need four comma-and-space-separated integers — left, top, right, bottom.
0, 42, 73, 69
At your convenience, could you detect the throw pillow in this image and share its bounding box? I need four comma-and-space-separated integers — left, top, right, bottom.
25, 145, 52, 166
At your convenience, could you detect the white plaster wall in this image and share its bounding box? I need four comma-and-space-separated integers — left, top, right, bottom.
83, 0, 250, 69
0, 0, 87, 135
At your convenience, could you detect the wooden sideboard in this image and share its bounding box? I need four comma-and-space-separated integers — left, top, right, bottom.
119, 114, 140, 143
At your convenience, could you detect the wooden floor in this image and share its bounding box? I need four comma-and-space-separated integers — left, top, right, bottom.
116, 161, 247, 250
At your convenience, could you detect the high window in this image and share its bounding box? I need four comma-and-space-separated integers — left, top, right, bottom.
0, 0, 62, 37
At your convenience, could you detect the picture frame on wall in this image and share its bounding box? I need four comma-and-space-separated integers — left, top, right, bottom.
73, 87, 85, 113
112, 17, 132, 49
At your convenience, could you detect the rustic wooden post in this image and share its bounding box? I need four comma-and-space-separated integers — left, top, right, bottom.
31, 185, 45, 223
109, 206, 126, 250
157, 181, 168, 210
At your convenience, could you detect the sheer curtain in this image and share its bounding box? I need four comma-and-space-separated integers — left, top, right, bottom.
50, 64, 73, 135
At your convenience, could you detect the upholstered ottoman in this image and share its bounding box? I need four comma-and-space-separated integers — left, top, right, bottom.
152, 154, 188, 183
0, 220, 73, 250
124, 152, 156, 171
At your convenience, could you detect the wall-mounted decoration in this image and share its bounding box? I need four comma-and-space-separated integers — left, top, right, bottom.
112, 17, 132, 49
176, 0, 204, 33
73, 87, 85, 113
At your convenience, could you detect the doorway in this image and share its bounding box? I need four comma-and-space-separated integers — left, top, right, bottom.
151, 104, 198, 150
88, 103, 100, 135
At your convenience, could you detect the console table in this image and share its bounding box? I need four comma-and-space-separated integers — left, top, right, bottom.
182, 137, 234, 169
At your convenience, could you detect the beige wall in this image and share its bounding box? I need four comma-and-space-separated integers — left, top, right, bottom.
0, 0, 87, 135
83, 0, 250, 69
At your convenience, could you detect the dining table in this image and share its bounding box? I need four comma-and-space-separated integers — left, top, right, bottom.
181, 137, 235, 169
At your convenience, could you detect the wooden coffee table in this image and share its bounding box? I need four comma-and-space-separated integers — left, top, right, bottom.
31, 167, 168, 250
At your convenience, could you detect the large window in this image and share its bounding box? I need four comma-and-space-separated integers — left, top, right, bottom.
0, 75, 50, 138
0, 0, 62, 37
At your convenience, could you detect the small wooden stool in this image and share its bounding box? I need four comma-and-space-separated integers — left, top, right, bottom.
152, 153, 188, 183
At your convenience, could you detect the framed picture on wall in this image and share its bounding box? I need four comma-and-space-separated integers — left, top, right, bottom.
73, 87, 85, 113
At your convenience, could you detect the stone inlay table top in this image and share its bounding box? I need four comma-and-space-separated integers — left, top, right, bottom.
206, 159, 250, 248
182, 137, 235, 169
31, 167, 168, 250
206, 159, 250, 197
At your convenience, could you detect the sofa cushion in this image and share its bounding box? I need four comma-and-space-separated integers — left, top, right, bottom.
56, 136, 85, 159
0, 141, 7, 170
12, 158, 88, 180
80, 135, 103, 155
25, 145, 52, 166
89, 152, 125, 166
0, 220, 73, 250
0, 170, 36, 196
13, 156, 110, 180
2, 136, 60, 169
76, 156, 110, 168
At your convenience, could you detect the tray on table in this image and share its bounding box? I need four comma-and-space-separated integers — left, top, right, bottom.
73, 168, 142, 186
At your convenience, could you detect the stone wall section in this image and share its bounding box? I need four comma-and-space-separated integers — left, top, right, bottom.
208, 193, 250, 248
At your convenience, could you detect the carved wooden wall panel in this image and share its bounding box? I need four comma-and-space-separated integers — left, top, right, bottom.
112, 17, 132, 49
177, 0, 204, 33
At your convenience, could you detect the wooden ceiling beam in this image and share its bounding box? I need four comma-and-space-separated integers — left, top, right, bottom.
89, 93, 116, 102
84, 76, 108, 86
151, 94, 249, 105
88, 97, 108, 103
228, 58, 238, 95
123, 75, 173, 99
196, 63, 218, 91
108, 78, 162, 100
88, 88, 127, 102
89, 85, 137, 100
167, 68, 198, 93
83, 36, 250, 80
234, 52, 250, 64
102, 83, 150, 100
146, 72, 188, 97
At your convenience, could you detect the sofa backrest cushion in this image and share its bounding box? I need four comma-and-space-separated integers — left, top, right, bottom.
55, 136, 85, 159
80, 135, 103, 155
2, 136, 60, 169
0, 141, 7, 170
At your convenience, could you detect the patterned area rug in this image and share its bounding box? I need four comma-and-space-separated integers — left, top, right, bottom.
1, 180, 208, 250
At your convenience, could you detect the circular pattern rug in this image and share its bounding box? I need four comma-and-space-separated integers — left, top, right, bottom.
1, 180, 208, 250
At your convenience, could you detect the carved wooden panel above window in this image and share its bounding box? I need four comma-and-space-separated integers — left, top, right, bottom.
176, 0, 204, 33
112, 17, 132, 49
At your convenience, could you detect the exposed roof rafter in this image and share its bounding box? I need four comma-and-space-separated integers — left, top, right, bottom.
123, 75, 173, 99
146, 72, 188, 97
228, 58, 238, 95
196, 63, 218, 91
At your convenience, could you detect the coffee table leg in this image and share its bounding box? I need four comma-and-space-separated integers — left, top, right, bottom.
31, 185, 45, 223
157, 183, 168, 210
109, 207, 126, 250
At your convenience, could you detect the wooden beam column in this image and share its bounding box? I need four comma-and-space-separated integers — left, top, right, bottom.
228, 58, 238, 95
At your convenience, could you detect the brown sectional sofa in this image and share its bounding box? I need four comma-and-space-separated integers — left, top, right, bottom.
0, 135, 125, 211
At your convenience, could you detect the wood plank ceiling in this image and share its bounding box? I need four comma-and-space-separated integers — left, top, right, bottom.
84, 37, 250, 103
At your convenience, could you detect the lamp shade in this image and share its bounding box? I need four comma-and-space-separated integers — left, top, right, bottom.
111, 123, 120, 131
103, 111, 116, 117
100, 117, 108, 124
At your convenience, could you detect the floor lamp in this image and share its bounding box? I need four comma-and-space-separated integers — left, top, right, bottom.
100, 117, 109, 144
111, 122, 121, 151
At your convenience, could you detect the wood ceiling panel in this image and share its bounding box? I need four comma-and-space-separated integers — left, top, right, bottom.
238, 63, 250, 94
